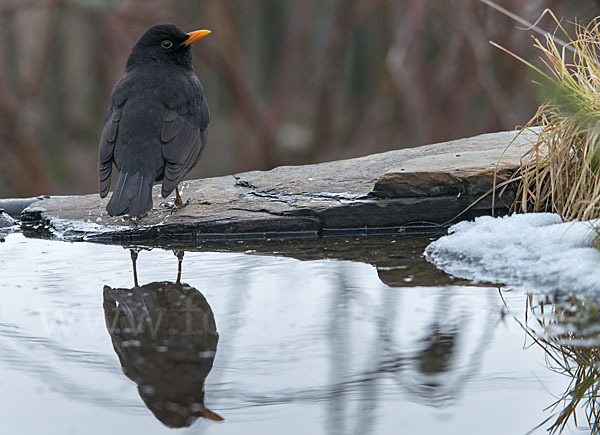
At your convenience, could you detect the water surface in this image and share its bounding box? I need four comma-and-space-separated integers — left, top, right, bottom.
0, 233, 591, 434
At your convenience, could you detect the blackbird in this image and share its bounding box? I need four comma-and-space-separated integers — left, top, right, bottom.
98, 24, 211, 217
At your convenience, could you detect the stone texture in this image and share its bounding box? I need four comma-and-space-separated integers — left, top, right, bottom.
21, 130, 536, 243
0, 197, 42, 218
0, 211, 15, 229
0, 211, 17, 243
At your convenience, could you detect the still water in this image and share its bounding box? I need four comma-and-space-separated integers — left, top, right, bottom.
0, 233, 592, 434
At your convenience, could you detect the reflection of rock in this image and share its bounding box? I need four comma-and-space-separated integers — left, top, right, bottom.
103, 281, 222, 427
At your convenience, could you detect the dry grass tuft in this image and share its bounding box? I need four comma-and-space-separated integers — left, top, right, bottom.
499, 13, 600, 221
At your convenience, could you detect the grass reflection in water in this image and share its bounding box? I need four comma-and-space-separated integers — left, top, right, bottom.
503, 289, 600, 434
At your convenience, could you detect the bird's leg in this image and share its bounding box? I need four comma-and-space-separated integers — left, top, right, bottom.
175, 186, 184, 208
174, 250, 185, 283
161, 185, 190, 213
130, 248, 140, 287
165, 186, 190, 214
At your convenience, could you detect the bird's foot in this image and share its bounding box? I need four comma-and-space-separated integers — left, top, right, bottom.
174, 197, 190, 209
173, 198, 191, 214
123, 215, 145, 226
160, 187, 190, 214
160, 198, 190, 214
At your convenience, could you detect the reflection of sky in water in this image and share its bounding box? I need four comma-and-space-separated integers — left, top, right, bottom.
0, 233, 585, 434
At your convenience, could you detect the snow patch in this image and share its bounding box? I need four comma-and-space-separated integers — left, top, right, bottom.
43, 216, 131, 241
425, 213, 600, 293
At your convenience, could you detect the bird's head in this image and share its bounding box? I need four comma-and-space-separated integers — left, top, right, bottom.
126, 23, 211, 71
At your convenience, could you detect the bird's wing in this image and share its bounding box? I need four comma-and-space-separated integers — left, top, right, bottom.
160, 93, 209, 198
98, 105, 122, 198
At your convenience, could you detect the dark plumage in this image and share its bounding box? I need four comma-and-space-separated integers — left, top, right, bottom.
98, 24, 211, 217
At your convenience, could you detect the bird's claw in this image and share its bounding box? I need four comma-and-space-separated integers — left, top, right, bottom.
123, 215, 144, 226
160, 199, 190, 214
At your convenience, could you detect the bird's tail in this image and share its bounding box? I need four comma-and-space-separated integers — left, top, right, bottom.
106, 171, 154, 217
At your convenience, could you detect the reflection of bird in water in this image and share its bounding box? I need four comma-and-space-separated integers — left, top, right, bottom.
103, 250, 223, 427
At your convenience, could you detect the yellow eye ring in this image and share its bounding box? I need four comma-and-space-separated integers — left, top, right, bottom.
161, 40, 173, 49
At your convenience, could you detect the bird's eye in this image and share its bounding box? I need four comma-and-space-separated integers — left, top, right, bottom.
161, 40, 173, 49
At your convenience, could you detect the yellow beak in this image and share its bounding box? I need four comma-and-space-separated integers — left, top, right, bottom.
181, 29, 212, 47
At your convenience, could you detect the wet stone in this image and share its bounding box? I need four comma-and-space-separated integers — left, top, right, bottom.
0, 211, 17, 242
20, 130, 536, 244
0, 211, 15, 229
0, 197, 45, 218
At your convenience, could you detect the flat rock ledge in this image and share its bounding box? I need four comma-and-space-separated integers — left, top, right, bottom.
21, 130, 536, 245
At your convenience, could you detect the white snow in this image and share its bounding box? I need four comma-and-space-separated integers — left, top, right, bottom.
43, 216, 132, 241
425, 213, 600, 293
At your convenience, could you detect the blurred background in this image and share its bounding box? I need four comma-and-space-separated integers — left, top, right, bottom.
0, 0, 598, 197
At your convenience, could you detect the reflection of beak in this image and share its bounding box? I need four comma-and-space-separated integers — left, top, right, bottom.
200, 409, 224, 422
181, 29, 211, 47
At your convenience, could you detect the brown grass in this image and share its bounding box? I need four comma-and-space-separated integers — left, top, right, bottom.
500, 13, 600, 221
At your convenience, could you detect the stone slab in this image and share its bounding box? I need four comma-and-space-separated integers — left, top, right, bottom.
20, 130, 536, 243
